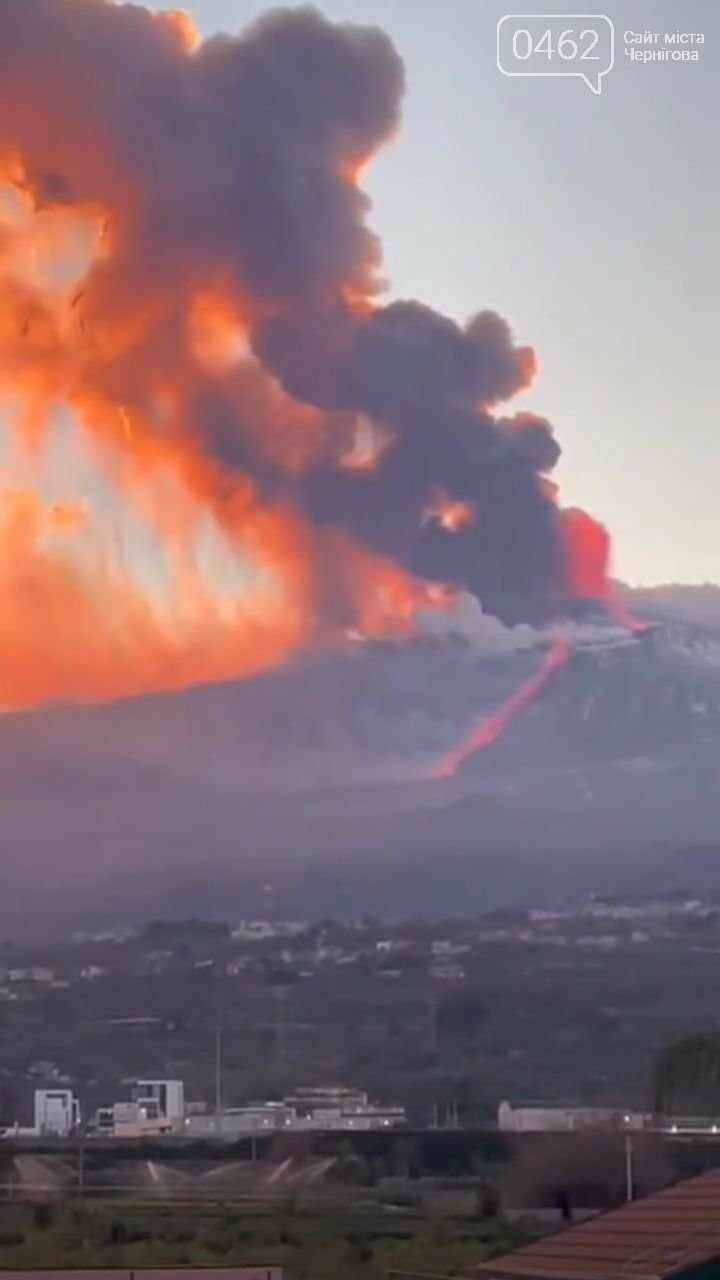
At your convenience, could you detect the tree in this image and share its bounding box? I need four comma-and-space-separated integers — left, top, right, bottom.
476, 1179, 501, 1220
436, 992, 487, 1044
32, 1204, 56, 1232
652, 1032, 720, 1117
502, 1133, 671, 1211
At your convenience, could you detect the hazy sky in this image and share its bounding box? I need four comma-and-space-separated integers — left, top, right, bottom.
152, 0, 718, 587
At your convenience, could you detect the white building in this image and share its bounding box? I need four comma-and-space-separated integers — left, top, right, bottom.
286, 1086, 369, 1112
299, 1104, 406, 1130
8, 967, 55, 984
92, 1079, 185, 1138
89, 1079, 404, 1140
498, 1100, 649, 1133
34, 1089, 80, 1137
92, 1081, 184, 1138
285, 1086, 406, 1130
185, 1102, 297, 1138
104, 1100, 175, 1138
184, 1088, 407, 1136
133, 1079, 184, 1129
231, 921, 305, 941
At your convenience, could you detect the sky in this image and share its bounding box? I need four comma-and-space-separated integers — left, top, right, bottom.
149, 0, 718, 587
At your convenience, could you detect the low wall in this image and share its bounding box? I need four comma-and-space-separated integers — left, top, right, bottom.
0, 1270, 283, 1280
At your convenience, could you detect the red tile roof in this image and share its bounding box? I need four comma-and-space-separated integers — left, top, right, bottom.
477, 1173, 720, 1280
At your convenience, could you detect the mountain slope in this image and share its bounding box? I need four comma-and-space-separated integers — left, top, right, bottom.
2, 587, 720, 929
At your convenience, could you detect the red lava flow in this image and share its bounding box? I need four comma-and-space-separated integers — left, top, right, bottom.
429, 637, 573, 779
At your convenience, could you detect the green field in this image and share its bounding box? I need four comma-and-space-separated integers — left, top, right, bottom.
0, 1199, 526, 1277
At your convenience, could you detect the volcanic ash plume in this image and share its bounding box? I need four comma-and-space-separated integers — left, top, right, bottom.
0, 1, 619, 707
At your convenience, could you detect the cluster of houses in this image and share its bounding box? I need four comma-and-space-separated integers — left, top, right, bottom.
4, 1082, 407, 1140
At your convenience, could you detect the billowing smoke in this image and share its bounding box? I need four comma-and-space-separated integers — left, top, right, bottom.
0, 1, 616, 706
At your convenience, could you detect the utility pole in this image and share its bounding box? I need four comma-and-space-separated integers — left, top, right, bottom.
427, 986, 438, 1055
77, 1129, 89, 1251
214, 1017, 222, 1129
624, 1133, 634, 1202
274, 986, 287, 1069
214, 975, 223, 1133
77, 1135, 84, 1204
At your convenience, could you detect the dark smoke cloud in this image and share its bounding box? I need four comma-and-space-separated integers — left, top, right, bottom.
0, 0, 572, 621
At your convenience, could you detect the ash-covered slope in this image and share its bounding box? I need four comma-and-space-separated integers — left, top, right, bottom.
0, 637, 539, 926
439, 618, 720, 862
2, 588, 720, 930
469, 623, 720, 774
0, 637, 539, 798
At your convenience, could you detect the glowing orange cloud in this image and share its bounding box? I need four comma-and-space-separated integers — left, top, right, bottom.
426, 488, 476, 534
0, 160, 425, 710
0, 485, 311, 710
0, 0, 637, 717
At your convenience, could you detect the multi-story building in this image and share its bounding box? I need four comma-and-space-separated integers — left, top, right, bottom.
133, 1080, 185, 1129
33, 1089, 80, 1137
92, 1080, 185, 1138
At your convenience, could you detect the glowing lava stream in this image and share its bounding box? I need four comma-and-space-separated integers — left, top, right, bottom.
430, 637, 573, 779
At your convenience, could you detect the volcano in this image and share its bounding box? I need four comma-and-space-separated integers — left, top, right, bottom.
1, 586, 720, 934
